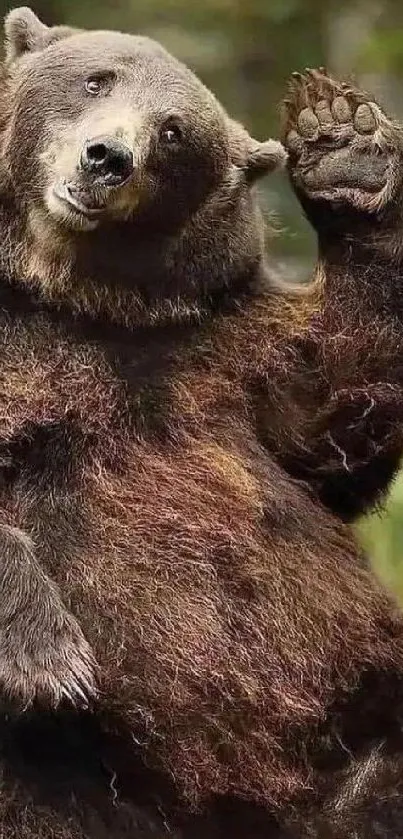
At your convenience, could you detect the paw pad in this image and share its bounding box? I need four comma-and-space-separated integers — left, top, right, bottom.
354, 103, 377, 135
331, 96, 351, 124
281, 68, 401, 214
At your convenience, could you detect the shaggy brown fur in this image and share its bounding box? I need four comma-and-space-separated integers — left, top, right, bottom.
0, 8, 403, 839
273, 70, 403, 521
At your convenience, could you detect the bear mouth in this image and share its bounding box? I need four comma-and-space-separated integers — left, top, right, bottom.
52, 180, 107, 219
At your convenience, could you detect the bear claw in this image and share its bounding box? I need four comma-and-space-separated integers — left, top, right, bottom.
0, 613, 98, 710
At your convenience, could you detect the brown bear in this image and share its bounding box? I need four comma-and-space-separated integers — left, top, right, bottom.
1, 7, 403, 839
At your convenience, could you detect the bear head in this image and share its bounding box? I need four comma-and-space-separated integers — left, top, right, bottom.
0, 7, 286, 327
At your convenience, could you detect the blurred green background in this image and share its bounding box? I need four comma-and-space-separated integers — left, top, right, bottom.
3, 0, 403, 597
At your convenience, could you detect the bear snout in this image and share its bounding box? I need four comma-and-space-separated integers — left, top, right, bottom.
80, 137, 134, 188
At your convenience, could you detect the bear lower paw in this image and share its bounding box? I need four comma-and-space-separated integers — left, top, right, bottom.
0, 610, 98, 710
0, 524, 97, 709
282, 68, 403, 214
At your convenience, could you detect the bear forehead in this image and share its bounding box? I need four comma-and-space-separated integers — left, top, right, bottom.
45, 31, 184, 67
27, 31, 205, 88
20, 30, 224, 116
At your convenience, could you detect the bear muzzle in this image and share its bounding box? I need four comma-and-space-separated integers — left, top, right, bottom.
48, 136, 137, 228
52, 180, 107, 220
80, 136, 134, 187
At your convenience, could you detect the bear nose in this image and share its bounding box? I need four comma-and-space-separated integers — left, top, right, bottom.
80, 136, 134, 185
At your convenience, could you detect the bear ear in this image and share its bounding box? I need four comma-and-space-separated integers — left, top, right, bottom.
4, 7, 75, 63
228, 119, 287, 183
5, 7, 49, 62
244, 137, 288, 183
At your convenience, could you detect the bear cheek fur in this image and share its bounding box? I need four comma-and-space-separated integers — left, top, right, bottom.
0, 68, 79, 211
0, 81, 45, 205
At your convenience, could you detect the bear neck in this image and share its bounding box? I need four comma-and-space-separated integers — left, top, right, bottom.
0, 176, 268, 332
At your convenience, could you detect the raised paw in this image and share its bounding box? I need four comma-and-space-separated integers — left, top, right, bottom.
0, 524, 97, 709
282, 68, 403, 214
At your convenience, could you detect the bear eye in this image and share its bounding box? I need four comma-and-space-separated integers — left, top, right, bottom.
160, 122, 183, 146
85, 77, 102, 96
84, 74, 114, 97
